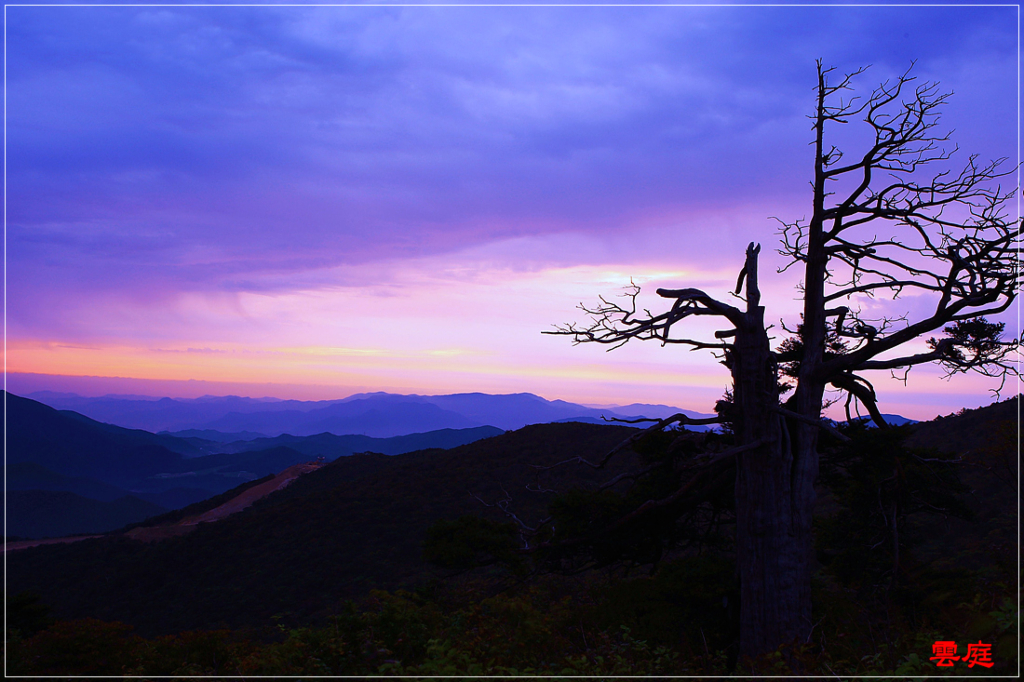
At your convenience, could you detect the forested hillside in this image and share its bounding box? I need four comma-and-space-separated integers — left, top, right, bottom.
6, 398, 1018, 676
4, 392, 503, 538
6, 422, 642, 635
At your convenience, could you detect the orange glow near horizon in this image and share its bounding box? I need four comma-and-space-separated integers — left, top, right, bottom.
7, 253, 753, 409
6, 238, 1017, 419
6, 336, 733, 408
7, 339, 1013, 422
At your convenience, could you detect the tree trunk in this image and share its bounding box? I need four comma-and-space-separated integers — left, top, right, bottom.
731, 308, 812, 658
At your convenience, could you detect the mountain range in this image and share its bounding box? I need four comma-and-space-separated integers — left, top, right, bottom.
3, 392, 503, 538
4, 388, 916, 541
7, 420, 646, 635
27, 390, 713, 437
7, 389, 712, 539
5, 396, 1016, 639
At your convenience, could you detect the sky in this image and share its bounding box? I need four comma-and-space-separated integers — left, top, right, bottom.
4, 3, 1020, 419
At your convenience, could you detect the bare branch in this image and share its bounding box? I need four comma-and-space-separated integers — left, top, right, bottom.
775, 406, 851, 442
830, 373, 889, 428
531, 412, 712, 472
545, 279, 741, 352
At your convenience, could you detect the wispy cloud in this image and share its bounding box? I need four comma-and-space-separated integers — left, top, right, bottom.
6, 5, 1016, 413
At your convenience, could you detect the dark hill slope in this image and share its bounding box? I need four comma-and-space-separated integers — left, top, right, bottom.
906, 395, 1018, 461
205, 426, 504, 458
6, 462, 128, 502
4, 392, 184, 487
902, 395, 1018, 573
176, 445, 312, 477
5, 491, 167, 539
6, 422, 642, 636
5, 392, 505, 521
121, 474, 277, 531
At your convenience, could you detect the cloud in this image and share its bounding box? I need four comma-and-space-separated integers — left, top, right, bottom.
5, 5, 1017, 412
9, 7, 1012, 274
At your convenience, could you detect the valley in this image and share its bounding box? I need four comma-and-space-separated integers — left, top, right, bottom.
4, 391, 1018, 676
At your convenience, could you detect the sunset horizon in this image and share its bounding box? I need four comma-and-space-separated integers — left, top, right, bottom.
4, 5, 1019, 671
6, 4, 1018, 425
6, 367, 1012, 424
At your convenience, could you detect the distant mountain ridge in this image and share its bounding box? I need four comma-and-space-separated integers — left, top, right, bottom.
2, 392, 503, 538
847, 413, 918, 427
28, 390, 715, 437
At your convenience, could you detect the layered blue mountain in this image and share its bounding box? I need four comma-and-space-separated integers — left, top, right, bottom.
7, 392, 188, 488
6, 461, 219, 537
3, 392, 502, 539
21, 392, 312, 433
30, 390, 714, 437
209, 427, 505, 459
848, 414, 918, 427
201, 397, 480, 437
159, 429, 266, 443
7, 462, 130, 502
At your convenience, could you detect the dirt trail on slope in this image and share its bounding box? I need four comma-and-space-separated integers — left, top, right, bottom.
125, 461, 322, 542
5, 461, 323, 551
3, 535, 105, 552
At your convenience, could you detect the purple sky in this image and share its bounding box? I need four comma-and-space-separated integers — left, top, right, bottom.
5, 4, 1019, 417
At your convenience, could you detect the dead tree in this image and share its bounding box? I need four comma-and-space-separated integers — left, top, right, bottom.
547, 61, 1020, 658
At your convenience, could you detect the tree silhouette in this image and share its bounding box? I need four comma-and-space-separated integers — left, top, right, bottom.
546, 61, 1020, 658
